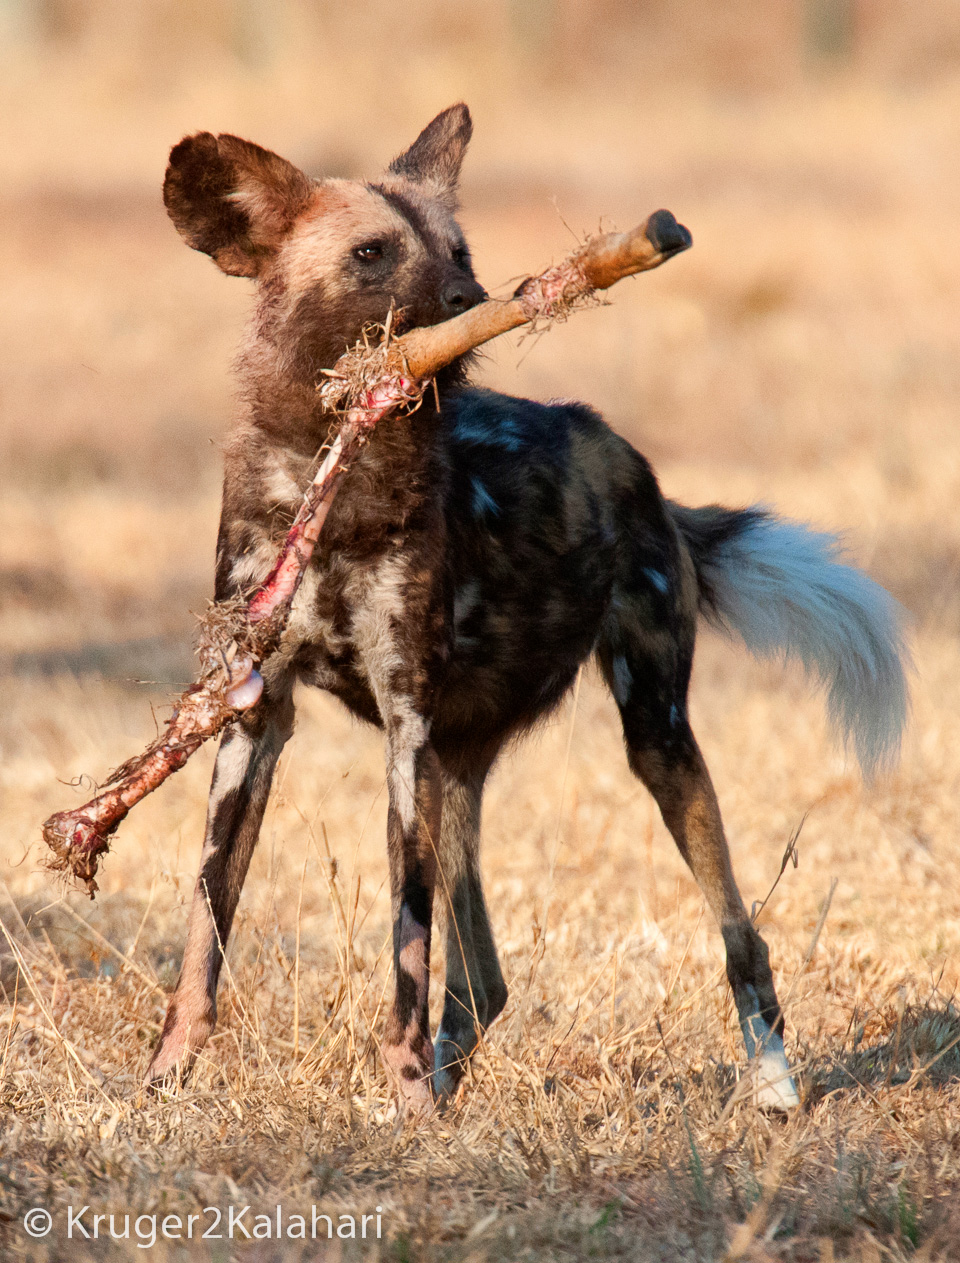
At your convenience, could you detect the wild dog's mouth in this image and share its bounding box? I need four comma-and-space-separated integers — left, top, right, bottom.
378, 282, 489, 338
386, 304, 411, 335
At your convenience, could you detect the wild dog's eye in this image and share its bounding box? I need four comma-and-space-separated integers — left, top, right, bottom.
453, 245, 469, 266
354, 241, 384, 262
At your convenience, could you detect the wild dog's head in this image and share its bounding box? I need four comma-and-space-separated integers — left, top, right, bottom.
164, 104, 486, 382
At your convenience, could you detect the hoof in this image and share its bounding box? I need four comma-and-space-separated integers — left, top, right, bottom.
646, 209, 693, 257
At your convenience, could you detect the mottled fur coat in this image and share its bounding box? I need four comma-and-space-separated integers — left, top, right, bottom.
144, 105, 907, 1110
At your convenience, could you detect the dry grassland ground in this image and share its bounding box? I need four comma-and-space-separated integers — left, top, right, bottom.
4, 9, 960, 1259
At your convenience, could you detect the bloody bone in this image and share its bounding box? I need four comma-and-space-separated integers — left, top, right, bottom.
41, 210, 691, 896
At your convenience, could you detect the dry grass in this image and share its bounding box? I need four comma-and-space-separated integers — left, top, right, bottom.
4, 5, 960, 1259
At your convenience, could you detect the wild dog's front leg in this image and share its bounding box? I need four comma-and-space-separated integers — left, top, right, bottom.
380, 712, 442, 1109
433, 765, 507, 1100
146, 674, 294, 1086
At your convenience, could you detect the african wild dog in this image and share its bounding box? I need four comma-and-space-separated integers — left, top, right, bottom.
145, 104, 907, 1109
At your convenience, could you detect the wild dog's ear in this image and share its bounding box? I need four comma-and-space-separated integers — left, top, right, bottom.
387, 104, 472, 206
163, 133, 313, 278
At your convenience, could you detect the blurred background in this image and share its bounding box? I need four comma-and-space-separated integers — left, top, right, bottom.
3, 0, 960, 685
0, 0, 957, 660
3, 1, 960, 974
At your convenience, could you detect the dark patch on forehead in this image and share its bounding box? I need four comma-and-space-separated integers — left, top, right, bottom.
368, 183, 447, 252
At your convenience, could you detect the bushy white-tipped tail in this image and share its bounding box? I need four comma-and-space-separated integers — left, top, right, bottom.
670, 505, 910, 777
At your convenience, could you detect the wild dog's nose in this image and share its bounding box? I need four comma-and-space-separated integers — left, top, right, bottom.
442, 277, 486, 316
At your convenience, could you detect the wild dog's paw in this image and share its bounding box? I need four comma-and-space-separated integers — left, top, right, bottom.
383, 1038, 436, 1116
752, 1033, 801, 1111
432, 1025, 475, 1103
740, 1011, 801, 1111
144, 1051, 195, 1095
144, 1004, 215, 1092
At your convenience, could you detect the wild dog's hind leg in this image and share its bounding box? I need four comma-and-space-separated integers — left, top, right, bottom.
599, 595, 800, 1109
630, 734, 799, 1109
433, 763, 507, 1099
145, 672, 294, 1086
